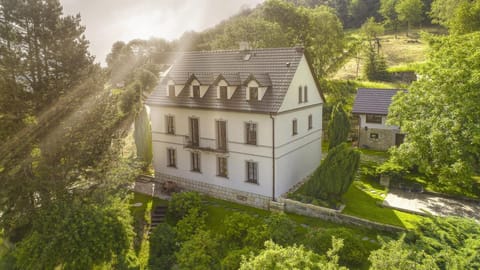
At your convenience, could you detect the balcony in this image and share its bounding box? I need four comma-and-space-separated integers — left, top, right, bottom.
184, 136, 228, 153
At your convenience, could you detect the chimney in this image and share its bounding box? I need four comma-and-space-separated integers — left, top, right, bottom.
239, 41, 251, 51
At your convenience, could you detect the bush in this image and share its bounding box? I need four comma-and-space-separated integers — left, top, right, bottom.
120, 82, 141, 114
304, 228, 368, 268
149, 223, 177, 270
264, 213, 299, 246
168, 191, 204, 222
376, 161, 407, 181
175, 208, 207, 243
175, 230, 220, 270
221, 248, 254, 270
221, 212, 257, 249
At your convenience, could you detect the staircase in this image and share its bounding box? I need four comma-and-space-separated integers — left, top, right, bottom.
150, 206, 167, 233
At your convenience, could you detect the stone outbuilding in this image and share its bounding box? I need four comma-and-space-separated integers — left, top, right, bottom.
352, 88, 406, 151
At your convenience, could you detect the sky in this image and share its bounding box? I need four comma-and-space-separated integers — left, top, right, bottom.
60, 0, 264, 65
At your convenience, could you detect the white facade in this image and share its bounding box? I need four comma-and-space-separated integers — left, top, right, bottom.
148, 53, 323, 205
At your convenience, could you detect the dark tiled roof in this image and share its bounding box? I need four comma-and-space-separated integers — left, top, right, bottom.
352, 88, 405, 115
146, 47, 304, 113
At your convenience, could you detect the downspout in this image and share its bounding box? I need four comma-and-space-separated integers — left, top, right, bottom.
270, 113, 276, 201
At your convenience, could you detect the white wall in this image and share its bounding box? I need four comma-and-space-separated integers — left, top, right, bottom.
358, 114, 399, 130
274, 105, 323, 197
149, 106, 274, 198
278, 55, 323, 112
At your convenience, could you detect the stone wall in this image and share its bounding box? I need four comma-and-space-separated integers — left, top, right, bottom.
278, 198, 405, 233
155, 172, 272, 209
359, 127, 397, 151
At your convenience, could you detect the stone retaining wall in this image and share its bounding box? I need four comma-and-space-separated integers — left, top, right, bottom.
155, 172, 271, 209
278, 198, 405, 233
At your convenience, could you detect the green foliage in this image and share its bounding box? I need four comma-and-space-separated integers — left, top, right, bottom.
262, 0, 345, 77
369, 235, 439, 270
448, 0, 480, 35
167, 191, 204, 222
220, 247, 255, 270
380, 0, 400, 33
15, 199, 133, 270
148, 223, 177, 270
120, 82, 141, 114
303, 228, 369, 268
395, 0, 425, 36
175, 230, 220, 270
411, 216, 480, 269
264, 213, 300, 246
364, 46, 390, 81
376, 160, 408, 181
239, 239, 347, 270
387, 33, 480, 192
133, 107, 153, 169
175, 208, 207, 243
221, 212, 258, 249
328, 103, 351, 150
304, 143, 361, 201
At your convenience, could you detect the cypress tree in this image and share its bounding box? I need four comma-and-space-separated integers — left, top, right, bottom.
134, 107, 153, 170
305, 143, 361, 202
328, 103, 350, 150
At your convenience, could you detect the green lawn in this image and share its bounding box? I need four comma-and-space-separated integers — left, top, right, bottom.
342, 179, 423, 230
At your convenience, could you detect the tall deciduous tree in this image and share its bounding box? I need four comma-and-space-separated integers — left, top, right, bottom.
379, 0, 399, 36
395, 0, 424, 36
328, 103, 351, 150
388, 32, 480, 191
305, 143, 360, 201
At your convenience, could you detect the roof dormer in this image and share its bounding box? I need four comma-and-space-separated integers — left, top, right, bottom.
188, 77, 209, 98
244, 74, 269, 101
167, 80, 184, 97
214, 74, 239, 100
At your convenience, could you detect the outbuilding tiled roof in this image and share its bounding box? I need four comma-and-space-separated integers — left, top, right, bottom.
352, 88, 405, 115
146, 47, 305, 113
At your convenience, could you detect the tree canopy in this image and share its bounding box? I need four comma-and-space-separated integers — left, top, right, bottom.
388, 32, 480, 191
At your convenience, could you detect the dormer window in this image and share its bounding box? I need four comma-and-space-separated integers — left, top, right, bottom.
168, 85, 175, 96
249, 87, 258, 101
192, 85, 200, 98
219, 86, 228, 99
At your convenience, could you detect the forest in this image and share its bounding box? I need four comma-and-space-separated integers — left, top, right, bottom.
1, 0, 479, 269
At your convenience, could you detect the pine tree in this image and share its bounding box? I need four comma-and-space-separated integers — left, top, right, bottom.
134, 106, 153, 170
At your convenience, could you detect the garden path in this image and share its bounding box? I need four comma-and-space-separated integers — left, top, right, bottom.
383, 190, 480, 220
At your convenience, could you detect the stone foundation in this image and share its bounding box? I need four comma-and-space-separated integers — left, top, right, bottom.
359, 127, 398, 151
155, 172, 272, 209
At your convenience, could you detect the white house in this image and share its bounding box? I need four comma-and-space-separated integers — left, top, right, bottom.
145, 47, 325, 209
352, 88, 406, 151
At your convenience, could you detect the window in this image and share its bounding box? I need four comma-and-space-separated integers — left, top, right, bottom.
219, 86, 228, 99
216, 120, 227, 151
217, 157, 228, 177
366, 114, 382, 124
245, 122, 257, 145
304, 86, 308, 102
308, 114, 312, 130
298, 86, 303, 103
191, 152, 201, 172
249, 87, 258, 100
292, 119, 298, 136
166, 115, 175, 134
167, 148, 176, 168
192, 85, 200, 98
246, 161, 258, 184
168, 85, 175, 96
189, 118, 199, 147
370, 133, 379, 139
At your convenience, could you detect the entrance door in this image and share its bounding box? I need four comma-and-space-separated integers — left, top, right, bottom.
395, 133, 405, 146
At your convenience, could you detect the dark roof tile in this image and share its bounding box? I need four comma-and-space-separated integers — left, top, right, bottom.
352, 88, 406, 115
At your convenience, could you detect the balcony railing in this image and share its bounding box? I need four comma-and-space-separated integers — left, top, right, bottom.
184, 136, 228, 153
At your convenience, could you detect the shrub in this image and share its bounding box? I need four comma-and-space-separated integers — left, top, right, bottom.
168, 191, 204, 222
222, 212, 257, 249
304, 228, 368, 268
148, 223, 177, 270
175, 208, 207, 243
175, 230, 220, 270
221, 248, 255, 270
264, 213, 299, 246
